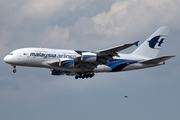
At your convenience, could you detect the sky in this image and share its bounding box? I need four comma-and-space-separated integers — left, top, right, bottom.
0, 0, 180, 120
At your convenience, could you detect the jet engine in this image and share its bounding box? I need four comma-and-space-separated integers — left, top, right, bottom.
81, 52, 97, 62
59, 58, 75, 67
51, 69, 65, 75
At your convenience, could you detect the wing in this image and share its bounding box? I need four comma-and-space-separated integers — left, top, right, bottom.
46, 41, 139, 72
74, 41, 139, 70
94, 41, 139, 63
96, 41, 139, 56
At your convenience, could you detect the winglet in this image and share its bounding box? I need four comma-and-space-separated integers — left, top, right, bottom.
134, 41, 139, 46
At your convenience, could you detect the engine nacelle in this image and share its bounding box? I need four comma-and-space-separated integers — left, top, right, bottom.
59, 58, 75, 67
66, 71, 78, 76
81, 52, 97, 62
51, 69, 65, 75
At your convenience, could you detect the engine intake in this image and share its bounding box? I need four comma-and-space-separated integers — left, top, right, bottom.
59, 58, 75, 67
51, 69, 65, 75
81, 52, 97, 62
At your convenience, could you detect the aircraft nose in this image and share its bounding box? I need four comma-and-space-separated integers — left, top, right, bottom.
4, 55, 12, 64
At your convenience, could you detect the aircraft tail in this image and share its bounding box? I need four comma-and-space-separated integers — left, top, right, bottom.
132, 27, 170, 59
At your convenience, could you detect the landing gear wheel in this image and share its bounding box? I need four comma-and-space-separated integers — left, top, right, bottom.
13, 69, 16, 73
13, 65, 16, 73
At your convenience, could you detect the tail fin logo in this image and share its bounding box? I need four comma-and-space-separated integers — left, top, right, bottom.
148, 36, 165, 49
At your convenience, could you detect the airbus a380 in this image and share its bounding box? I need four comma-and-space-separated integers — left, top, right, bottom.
4, 27, 175, 79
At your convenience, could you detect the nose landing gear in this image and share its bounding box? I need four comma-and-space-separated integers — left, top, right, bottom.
13, 65, 17, 73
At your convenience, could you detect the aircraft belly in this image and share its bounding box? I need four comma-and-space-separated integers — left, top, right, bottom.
122, 63, 143, 71
48, 66, 82, 72
94, 65, 111, 72
105, 60, 138, 72
122, 63, 162, 71
11, 57, 42, 67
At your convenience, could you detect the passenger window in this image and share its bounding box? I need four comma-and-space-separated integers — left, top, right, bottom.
10, 53, 13, 55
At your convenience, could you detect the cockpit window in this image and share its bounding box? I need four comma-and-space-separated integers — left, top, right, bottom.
10, 53, 13, 55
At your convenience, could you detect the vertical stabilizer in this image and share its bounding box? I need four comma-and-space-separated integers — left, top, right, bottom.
132, 27, 170, 59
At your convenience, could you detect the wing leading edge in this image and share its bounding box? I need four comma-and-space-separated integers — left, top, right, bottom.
46, 41, 139, 71
96, 41, 139, 56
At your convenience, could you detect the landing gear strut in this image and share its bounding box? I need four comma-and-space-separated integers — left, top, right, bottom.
13, 65, 16, 73
75, 72, 95, 79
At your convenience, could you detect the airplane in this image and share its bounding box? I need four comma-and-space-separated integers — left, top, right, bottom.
4, 27, 175, 79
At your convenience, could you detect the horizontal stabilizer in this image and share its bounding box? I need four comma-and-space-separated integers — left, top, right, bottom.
140, 56, 175, 64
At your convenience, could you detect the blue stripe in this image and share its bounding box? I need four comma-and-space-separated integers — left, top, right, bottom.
56, 70, 65, 75
64, 61, 75, 67
83, 56, 96, 60
106, 60, 137, 69
66, 71, 74, 75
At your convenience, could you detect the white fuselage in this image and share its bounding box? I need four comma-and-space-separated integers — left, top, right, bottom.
4, 48, 161, 74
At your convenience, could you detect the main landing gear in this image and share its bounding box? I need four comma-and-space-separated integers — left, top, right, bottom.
13, 65, 17, 73
75, 72, 95, 79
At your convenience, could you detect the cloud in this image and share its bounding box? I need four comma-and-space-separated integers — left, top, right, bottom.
0, 31, 13, 56
58, 0, 180, 51
15, 0, 90, 20
40, 25, 70, 48
91, 0, 180, 37
0, 0, 96, 51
